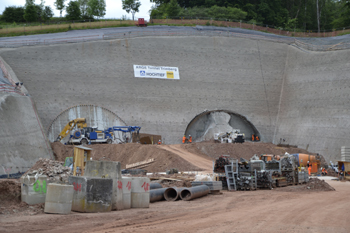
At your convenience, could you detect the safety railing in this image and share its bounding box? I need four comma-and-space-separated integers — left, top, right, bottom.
0, 29, 349, 51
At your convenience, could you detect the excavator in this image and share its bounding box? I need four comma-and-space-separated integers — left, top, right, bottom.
55, 118, 87, 142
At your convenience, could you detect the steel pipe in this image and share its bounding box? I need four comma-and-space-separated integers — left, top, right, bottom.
150, 188, 168, 203
150, 182, 163, 190
180, 185, 210, 201
164, 187, 185, 201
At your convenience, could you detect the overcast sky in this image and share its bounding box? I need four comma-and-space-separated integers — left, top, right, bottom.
0, 0, 154, 20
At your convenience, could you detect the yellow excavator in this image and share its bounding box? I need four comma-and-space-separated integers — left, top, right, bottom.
55, 118, 87, 142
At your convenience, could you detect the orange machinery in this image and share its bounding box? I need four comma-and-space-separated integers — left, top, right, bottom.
291, 153, 320, 173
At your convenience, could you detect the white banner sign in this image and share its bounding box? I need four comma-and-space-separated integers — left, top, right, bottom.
133, 65, 180, 80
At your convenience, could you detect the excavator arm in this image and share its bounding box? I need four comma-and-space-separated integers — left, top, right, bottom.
55, 118, 87, 142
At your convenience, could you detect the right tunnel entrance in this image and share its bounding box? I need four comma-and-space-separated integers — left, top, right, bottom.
184, 110, 260, 142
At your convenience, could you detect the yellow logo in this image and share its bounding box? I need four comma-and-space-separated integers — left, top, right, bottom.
166, 71, 174, 79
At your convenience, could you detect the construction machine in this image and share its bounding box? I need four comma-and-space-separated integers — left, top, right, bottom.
68, 125, 141, 145
214, 130, 245, 143
55, 118, 87, 142
56, 118, 141, 145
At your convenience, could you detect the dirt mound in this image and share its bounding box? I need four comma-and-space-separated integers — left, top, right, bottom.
0, 179, 44, 217
305, 178, 336, 191
185, 141, 318, 161
0, 179, 21, 206
51, 142, 203, 173
51, 141, 322, 173
276, 178, 336, 192
326, 168, 338, 177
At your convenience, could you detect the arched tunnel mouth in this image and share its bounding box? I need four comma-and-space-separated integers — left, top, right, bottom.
184, 110, 260, 142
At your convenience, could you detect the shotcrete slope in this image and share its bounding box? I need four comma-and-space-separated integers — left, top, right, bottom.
0, 36, 287, 145
0, 32, 349, 162
275, 46, 350, 162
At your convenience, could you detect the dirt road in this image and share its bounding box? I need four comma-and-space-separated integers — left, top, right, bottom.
1, 179, 349, 233
159, 144, 213, 172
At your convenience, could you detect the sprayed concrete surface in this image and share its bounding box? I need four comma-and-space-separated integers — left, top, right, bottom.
0, 93, 52, 175
0, 36, 287, 145
0, 32, 349, 162
0, 58, 52, 176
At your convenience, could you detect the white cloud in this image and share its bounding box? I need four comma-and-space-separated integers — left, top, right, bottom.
0, 0, 153, 20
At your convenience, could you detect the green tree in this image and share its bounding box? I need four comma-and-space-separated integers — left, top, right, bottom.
122, 0, 141, 21
332, 0, 350, 28
24, 3, 38, 22
42, 6, 54, 21
78, 0, 89, 18
54, 0, 66, 17
66, 1, 81, 20
87, 0, 106, 18
1, 6, 25, 23
166, 0, 181, 17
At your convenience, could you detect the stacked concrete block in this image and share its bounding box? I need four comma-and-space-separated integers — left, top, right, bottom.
20, 175, 48, 205
122, 177, 132, 209
341, 146, 350, 162
131, 177, 150, 208
68, 176, 113, 213
44, 183, 74, 214
191, 181, 222, 193
85, 161, 123, 210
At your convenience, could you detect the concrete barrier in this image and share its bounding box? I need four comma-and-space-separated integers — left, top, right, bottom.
44, 183, 74, 214
131, 177, 150, 208
122, 177, 132, 209
85, 161, 123, 210
20, 175, 48, 205
68, 176, 113, 213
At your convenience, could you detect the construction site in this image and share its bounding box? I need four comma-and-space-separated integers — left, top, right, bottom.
1, 24, 350, 232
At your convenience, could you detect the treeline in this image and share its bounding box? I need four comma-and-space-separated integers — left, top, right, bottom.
150, 0, 350, 31
0, 0, 106, 23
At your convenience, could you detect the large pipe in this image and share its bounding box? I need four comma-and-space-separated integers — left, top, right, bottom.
150, 182, 163, 190
164, 187, 185, 201
180, 185, 210, 201
150, 188, 168, 203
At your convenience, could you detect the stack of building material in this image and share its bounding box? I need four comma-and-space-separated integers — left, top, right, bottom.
341, 146, 350, 162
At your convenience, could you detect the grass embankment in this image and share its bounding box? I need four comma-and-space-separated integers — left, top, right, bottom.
0, 20, 135, 37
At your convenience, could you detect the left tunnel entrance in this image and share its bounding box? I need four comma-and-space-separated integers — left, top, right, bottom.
47, 105, 126, 143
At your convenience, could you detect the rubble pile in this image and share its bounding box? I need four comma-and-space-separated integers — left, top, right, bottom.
304, 178, 336, 191
24, 158, 72, 183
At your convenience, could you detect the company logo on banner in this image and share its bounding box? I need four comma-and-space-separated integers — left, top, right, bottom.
133, 65, 180, 80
